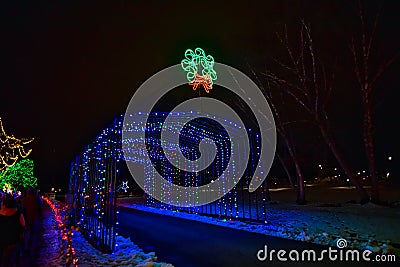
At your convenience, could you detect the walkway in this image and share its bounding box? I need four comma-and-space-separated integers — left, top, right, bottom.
117, 206, 397, 267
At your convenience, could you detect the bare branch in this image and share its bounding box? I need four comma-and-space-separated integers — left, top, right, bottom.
350, 38, 363, 86
323, 57, 337, 109
358, 0, 369, 88
276, 25, 307, 89
302, 21, 319, 114
299, 22, 307, 87
271, 57, 296, 73
366, 2, 382, 60
370, 50, 400, 87
262, 71, 313, 113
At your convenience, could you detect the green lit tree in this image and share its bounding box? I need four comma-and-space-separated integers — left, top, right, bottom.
0, 158, 37, 191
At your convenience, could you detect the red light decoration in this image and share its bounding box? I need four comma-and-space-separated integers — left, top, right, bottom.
42, 196, 78, 266
189, 73, 213, 93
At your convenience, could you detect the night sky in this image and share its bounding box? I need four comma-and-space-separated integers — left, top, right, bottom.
1, 1, 399, 191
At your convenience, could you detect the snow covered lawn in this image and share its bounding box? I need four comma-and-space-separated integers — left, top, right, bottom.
118, 199, 400, 257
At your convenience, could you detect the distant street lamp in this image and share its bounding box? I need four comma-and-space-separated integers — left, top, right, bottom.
387, 156, 392, 180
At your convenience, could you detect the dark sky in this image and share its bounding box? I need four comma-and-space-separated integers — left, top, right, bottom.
1, 1, 399, 191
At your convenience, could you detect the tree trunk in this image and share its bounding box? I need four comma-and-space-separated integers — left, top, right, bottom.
280, 131, 307, 204
276, 152, 295, 189
363, 94, 380, 203
294, 156, 307, 204
318, 122, 370, 203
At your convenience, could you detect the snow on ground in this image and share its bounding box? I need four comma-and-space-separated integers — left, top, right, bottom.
66, 231, 173, 267
37, 202, 174, 267
37, 182, 399, 266
118, 196, 400, 257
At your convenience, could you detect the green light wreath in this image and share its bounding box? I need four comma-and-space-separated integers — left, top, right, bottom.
181, 48, 217, 92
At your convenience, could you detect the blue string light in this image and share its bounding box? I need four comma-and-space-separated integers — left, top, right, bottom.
70, 111, 266, 253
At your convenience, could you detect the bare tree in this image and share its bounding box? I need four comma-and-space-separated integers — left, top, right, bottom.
263, 22, 370, 203
350, 1, 400, 203
234, 69, 298, 202
249, 67, 307, 204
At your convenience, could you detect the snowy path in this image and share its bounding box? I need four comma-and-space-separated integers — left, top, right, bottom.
117, 206, 396, 267
35, 201, 173, 267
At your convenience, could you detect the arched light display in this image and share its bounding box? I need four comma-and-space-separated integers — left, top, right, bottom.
69, 116, 122, 253
70, 111, 268, 254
